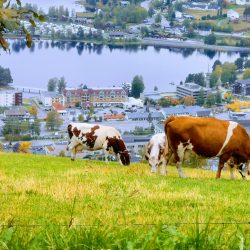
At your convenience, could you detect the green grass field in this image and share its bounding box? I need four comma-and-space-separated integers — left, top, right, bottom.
0, 153, 250, 249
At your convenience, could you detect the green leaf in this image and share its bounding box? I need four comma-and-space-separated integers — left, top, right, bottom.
0, 35, 9, 51
26, 33, 32, 48
29, 19, 36, 27
16, 0, 21, 6
38, 15, 45, 22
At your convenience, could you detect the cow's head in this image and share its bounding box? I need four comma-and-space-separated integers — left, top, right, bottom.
106, 136, 130, 166
119, 149, 130, 166
147, 145, 164, 173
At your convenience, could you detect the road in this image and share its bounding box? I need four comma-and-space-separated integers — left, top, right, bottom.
142, 37, 250, 52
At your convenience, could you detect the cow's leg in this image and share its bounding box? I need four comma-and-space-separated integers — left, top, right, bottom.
230, 166, 235, 180
160, 159, 167, 176
70, 147, 77, 161
176, 161, 186, 178
67, 141, 78, 161
238, 164, 246, 179
216, 155, 230, 179
176, 143, 186, 178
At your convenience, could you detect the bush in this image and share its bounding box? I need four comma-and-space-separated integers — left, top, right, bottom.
204, 33, 216, 45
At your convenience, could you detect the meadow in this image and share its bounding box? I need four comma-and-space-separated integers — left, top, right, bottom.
0, 152, 250, 249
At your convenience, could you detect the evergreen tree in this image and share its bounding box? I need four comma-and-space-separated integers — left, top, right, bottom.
58, 77, 67, 94
131, 75, 145, 98
197, 88, 205, 106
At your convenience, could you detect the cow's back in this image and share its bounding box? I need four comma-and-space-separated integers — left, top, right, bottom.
165, 116, 236, 158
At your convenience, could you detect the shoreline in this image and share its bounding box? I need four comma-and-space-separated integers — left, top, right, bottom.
7, 35, 250, 53
142, 38, 250, 52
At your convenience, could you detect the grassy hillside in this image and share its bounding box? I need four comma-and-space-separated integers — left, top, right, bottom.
0, 152, 250, 249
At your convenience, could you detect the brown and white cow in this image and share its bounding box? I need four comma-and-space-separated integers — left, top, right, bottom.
145, 133, 168, 175
164, 116, 250, 179
67, 123, 130, 165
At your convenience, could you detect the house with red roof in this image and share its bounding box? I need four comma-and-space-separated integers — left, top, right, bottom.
52, 102, 67, 116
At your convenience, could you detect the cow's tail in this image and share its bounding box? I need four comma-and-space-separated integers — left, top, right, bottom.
164, 115, 176, 134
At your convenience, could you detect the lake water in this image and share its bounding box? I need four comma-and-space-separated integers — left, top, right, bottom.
0, 40, 244, 91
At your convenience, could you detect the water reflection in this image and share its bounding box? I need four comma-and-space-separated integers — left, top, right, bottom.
8, 39, 247, 59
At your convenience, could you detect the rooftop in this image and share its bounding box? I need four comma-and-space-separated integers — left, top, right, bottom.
52, 102, 65, 111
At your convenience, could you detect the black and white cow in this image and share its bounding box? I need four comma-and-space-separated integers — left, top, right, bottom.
67, 123, 130, 165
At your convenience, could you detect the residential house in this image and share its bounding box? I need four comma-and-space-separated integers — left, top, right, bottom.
40, 92, 65, 107
236, 0, 250, 5
120, 0, 130, 6
161, 105, 212, 118
123, 135, 151, 154
4, 106, 31, 120
104, 114, 125, 121
0, 91, 22, 107
232, 78, 250, 96
127, 111, 164, 121
52, 102, 67, 116
227, 10, 240, 22
177, 82, 210, 102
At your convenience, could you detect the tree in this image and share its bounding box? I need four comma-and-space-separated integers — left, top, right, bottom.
28, 105, 38, 117
131, 75, 145, 98
148, 6, 154, 17
204, 33, 216, 45
0, 66, 13, 86
220, 62, 236, 84
0, 0, 44, 51
244, 60, 250, 69
216, 91, 222, 104
197, 89, 205, 106
243, 6, 250, 20
155, 13, 162, 23
234, 58, 244, 71
31, 118, 41, 135
181, 96, 195, 106
206, 93, 216, 107
212, 60, 222, 71
47, 78, 58, 92
46, 111, 63, 131
19, 142, 31, 153
243, 68, 250, 79
58, 77, 67, 94
185, 73, 205, 87
78, 114, 84, 122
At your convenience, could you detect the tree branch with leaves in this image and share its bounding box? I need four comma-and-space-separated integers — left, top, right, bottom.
0, 0, 44, 51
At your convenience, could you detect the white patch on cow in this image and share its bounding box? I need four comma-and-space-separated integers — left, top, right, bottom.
177, 140, 194, 161
216, 121, 238, 156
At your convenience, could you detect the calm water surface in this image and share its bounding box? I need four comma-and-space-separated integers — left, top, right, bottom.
0, 40, 244, 91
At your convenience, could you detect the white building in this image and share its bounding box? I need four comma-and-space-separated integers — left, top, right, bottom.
175, 11, 183, 19
39, 92, 65, 107
0, 92, 14, 107
236, 0, 250, 5
0, 91, 22, 107
227, 9, 240, 21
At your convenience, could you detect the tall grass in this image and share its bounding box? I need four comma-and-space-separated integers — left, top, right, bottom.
0, 153, 250, 249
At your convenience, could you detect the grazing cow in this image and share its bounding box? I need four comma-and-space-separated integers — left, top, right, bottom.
145, 133, 168, 175
67, 123, 130, 165
164, 116, 250, 179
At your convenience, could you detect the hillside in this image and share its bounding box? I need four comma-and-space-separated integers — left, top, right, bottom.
0, 153, 250, 249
